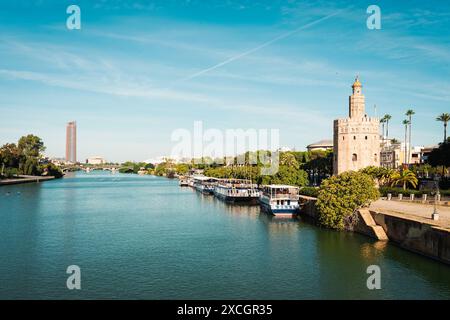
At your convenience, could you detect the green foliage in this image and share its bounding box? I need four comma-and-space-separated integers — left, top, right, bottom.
175, 163, 189, 175
22, 157, 41, 176
390, 169, 418, 190
0, 135, 53, 178
299, 186, 319, 198
42, 163, 64, 178
316, 171, 380, 230
427, 139, 450, 168
154, 161, 175, 177
379, 186, 450, 197
119, 161, 147, 174
18, 134, 45, 158
261, 166, 308, 187
205, 164, 308, 188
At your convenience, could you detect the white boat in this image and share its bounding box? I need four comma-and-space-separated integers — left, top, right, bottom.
193, 176, 217, 194
214, 179, 259, 204
259, 185, 300, 217
179, 176, 189, 187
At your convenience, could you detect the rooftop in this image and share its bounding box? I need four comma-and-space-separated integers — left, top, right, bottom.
307, 139, 333, 148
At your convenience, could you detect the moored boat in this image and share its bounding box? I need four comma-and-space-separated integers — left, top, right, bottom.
179, 176, 189, 187
259, 185, 300, 217
214, 179, 259, 204
193, 176, 217, 194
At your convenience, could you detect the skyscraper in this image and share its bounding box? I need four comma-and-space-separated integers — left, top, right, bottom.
66, 121, 77, 163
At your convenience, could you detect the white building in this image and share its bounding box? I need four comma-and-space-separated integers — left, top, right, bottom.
86, 156, 106, 165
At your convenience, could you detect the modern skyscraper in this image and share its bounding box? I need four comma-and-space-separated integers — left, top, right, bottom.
333, 77, 380, 175
66, 121, 77, 163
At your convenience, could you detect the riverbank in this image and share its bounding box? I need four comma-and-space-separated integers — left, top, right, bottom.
298, 195, 450, 265
0, 175, 56, 186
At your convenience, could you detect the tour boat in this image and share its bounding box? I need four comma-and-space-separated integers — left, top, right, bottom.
259, 185, 300, 217
193, 176, 217, 194
179, 176, 189, 187
214, 179, 259, 204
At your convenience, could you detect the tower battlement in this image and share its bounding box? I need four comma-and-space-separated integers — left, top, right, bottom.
335, 117, 379, 124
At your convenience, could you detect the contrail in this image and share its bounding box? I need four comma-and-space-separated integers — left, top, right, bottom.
171, 10, 343, 85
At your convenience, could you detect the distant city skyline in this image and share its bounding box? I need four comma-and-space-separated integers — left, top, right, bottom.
0, 0, 449, 162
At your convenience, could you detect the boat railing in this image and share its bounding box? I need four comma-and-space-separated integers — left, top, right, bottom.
265, 194, 299, 200
273, 204, 299, 210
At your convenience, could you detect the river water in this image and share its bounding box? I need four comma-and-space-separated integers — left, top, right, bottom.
0, 172, 449, 299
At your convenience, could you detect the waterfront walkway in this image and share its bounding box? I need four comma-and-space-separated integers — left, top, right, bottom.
0, 175, 55, 186
370, 199, 450, 230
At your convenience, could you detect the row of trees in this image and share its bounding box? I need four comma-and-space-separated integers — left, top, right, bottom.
0, 135, 63, 179
381, 111, 449, 143
149, 150, 332, 187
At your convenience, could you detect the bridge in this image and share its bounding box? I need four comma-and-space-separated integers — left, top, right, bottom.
61, 164, 121, 173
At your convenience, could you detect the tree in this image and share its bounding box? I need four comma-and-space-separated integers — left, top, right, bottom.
316, 171, 380, 230
280, 152, 299, 169
18, 134, 45, 158
436, 113, 450, 143
390, 169, 418, 190
0, 143, 21, 175
402, 119, 410, 164
175, 163, 189, 175
405, 109, 415, 165
261, 166, 308, 187
380, 116, 386, 139
384, 114, 392, 138
41, 163, 63, 178
427, 138, 450, 176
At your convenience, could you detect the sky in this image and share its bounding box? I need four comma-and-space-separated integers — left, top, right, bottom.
0, 0, 449, 162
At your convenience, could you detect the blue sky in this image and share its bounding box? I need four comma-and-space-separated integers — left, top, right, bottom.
0, 0, 449, 162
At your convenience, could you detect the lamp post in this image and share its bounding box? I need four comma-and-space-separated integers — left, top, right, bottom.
431, 179, 440, 221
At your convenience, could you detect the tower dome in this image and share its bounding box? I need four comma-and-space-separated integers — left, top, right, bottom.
352, 76, 362, 88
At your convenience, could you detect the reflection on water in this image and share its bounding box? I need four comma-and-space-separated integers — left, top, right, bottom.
0, 172, 449, 300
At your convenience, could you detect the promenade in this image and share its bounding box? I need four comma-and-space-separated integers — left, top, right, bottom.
370, 199, 450, 230
0, 175, 55, 186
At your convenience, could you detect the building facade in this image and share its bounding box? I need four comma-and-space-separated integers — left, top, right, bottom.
66, 121, 77, 163
86, 156, 105, 165
333, 77, 380, 175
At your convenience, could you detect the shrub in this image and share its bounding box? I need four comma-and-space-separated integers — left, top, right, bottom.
41, 163, 63, 179
316, 171, 380, 230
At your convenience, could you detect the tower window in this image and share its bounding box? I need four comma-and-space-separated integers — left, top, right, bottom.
343, 136, 345, 140
352, 154, 358, 161
365, 136, 368, 140
353, 136, 356, 140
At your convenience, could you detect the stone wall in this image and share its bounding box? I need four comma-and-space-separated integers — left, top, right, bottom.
370, 210, 450, 265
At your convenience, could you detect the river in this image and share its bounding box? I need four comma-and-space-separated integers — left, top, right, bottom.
0, 172, 449, 299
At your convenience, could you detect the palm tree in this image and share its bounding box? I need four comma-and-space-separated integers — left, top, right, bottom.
390, 169, 418, 190
402, 119, 410, 164
405, 109, 415, 165
384, 114, 392, 138
436, 113, 450, 142
380, 116, 386, 139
